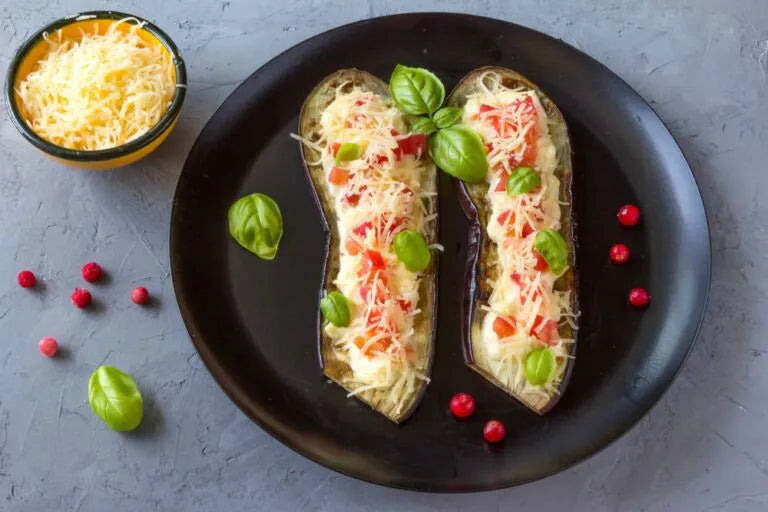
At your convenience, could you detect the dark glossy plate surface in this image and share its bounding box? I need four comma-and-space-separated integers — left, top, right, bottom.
170, 13, 710, 491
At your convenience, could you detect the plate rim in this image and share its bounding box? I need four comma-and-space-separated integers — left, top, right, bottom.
170, 11, 712, 492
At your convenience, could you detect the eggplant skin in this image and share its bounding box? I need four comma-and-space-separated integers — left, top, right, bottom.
297, 69, 438, 424
449, 66, 578, 415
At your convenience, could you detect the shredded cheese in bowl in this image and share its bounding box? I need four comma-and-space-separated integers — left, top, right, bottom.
16, 18, 176, 151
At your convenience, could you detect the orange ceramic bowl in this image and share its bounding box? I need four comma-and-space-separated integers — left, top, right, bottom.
4, 11, 187, 170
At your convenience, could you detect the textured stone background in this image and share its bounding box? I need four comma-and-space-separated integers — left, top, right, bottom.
1, 0, 766, 510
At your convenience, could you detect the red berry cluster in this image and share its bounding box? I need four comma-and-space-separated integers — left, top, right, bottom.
611, 204, 651, 308
16, 262, 152, 357
448, 392, 506, 444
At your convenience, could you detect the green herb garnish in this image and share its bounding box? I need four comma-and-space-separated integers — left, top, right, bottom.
228, 193, 283, 260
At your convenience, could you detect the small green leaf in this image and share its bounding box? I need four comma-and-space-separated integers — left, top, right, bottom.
88, 365, 143, 431
428, 125, 488, 183
524, 348, 556, 386
320, 291, 352, 327
393, 229, 431, 272
410, 117, 437, 136
506, 167, 541, 196
432, 107, 463, 129
389, 64, 445, 115
535, 228, 568, 275
228, 193, 283, 260
334, 142, 362, 165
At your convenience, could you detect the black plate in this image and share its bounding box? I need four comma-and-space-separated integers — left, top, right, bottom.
170, 13, 710, 491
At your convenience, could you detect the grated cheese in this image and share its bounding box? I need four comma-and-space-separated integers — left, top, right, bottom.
464, 71, 575, 397
301, 85, 436, 415
16, 18, 176, 151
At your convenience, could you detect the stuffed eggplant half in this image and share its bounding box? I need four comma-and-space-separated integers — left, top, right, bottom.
297, 69, 438, 423
449, 67, 578, 414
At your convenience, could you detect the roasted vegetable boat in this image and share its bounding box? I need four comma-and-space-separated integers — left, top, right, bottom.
448, 67, 578, 414
297, 69, 438, 423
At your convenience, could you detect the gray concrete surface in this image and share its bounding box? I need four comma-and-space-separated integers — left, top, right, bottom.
1, 0, 766, 510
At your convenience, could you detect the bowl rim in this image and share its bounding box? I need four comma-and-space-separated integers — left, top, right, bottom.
3, 10, 187, 162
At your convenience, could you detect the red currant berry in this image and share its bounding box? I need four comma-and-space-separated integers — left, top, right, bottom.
617, 204, 641, 227
17, 270, 36, 288
131, 287, 149, 305
483, 420, 506, 443
609, 243, 630, 264
449, 393, 475, 419
81, 262, 103, 282
629, 288, 651, 308
38, 337, 58, 357
71, 288, 92, 308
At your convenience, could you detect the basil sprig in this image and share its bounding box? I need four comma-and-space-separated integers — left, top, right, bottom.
228, 193, 283, 260
428, 126, 487, 184
506, 167, 541, 196
524, 348, 556, 386
393, 229, 431, 272
88, 365, 144, 431
389, 64, 445, 115
389, 65, 487, 183
320, 291, 352, 327
432, 107, 463, 129
535, 228, 568, 275
410, 117, 437, 136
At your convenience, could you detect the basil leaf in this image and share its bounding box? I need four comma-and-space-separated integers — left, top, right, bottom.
410, 117, 437, 136
393, 229, 431, 272
432, 107, 463, 129
524, 348, 556, 386
535, 228, 568, 275
389, 64, 445, 115
428, 125, 488, 183
320, 291, 352, 327
228, 193, 283, 260
506, 167, 541, 196
88, 365, 143, 431
335, 142, 362, 165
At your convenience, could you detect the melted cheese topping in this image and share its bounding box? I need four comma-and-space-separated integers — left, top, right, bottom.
310, 85, 436, 415
16, 18, 176, 151
464, 72, 574, 399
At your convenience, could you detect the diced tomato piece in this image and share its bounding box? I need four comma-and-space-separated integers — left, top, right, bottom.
344, 192, 360, 206
485, 142, 494, 153
355, 99, 365, 106
521, 222, 534, 238
497, 210, 514, 226
360, 250, 386, 275
390, 128, 400, 136
534, 251, 548, 271
495, 171, 508, 192
353, 215, 406, 244
375, 154, 389, 165
353, 336, 391, 358
330, 142, 340, 156
397, 299, 411, 312
353, 220, 373, 238
479, 104, 497, 114
343, 185, 367, 206
493, 316, 517, 339
328, 167, 349, 186
360, 280, 389, 303
400, 185, 414, 197
517, 128, 538, 167
345, 238, 363, 255
530, 315, 559, 345
396, 134, 427, 159
511, 272, 522, 287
